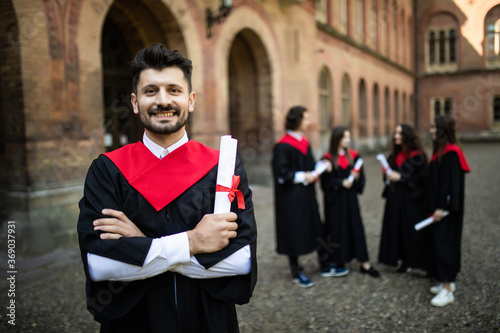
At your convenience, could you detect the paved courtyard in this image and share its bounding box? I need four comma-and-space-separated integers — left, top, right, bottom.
0, 142, 499, 332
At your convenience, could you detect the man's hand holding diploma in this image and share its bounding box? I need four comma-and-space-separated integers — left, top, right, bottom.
187, 213, 238, 255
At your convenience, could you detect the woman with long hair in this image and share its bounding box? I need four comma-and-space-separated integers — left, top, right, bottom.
378, 124, 428, 273
320, 126, 380, 277
425, 115, 470, 307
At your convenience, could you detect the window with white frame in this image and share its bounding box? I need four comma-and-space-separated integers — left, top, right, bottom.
391, 1, 397, 60
429, 29, 457, 64
400, 10, 405, 64
381, 0, 388, 56
316, 0, 328, 24
485, 5, 500, 68
319, 68, 332, 135
357, 0, 364, 42
339, 0, 347, 34
486, 22, 499, 58
342, 74, 351, 126
431, 97, 453, 119
426, 13, 458, 73
369, 0, 377, 49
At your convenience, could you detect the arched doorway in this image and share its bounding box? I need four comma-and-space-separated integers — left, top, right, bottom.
101, 0, 187, 151
101, 17, 140, 151
228, 29, 273, 184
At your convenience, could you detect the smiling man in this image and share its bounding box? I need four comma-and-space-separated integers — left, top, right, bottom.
77, 44, 257, 332
132, 65, 192, 139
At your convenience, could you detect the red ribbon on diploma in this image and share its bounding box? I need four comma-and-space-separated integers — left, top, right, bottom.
215, 175, 246, 210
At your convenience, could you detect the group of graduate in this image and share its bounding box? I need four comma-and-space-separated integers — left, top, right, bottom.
272, 106, 470, 308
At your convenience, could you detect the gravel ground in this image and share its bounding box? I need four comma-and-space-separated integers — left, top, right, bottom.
0, 143, 499, 332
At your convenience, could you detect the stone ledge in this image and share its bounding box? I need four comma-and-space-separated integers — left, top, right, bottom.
0, 184, 83, 257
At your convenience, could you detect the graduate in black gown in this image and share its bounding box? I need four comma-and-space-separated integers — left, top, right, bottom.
425, 115, 470, 307
378, 124, 428, 273
320, 126, 380, 277
272, 106, 347, 288
77, 44, 257, 332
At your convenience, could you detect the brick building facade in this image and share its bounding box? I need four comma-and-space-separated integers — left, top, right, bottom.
1, 0, 499, 256
416, 0, 500, 139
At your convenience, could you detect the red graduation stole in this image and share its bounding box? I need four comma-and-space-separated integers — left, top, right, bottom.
277, 134, 309, 155
324, 149, 358, 169
431, 143, 471, 172
395, 150, 423, 168
104, 140, 219, 211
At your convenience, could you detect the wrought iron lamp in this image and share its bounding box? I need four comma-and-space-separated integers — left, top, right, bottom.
206, 0, 233, 38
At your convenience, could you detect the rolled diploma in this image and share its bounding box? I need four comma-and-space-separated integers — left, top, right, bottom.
414, 211, 450, 231
376, 154, 392, 174
214, 135, 238, 214
347, 158, 363, 182
314, 160, 329, 175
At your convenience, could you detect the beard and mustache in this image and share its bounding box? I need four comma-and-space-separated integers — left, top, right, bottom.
138, 104, 188, 135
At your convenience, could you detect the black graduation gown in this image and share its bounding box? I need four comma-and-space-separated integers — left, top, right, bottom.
320, 152, 369, 264
424, 148, 468, 282
272, 141, 323, 256
77, 141, 257, 333
378, 152, 427, 268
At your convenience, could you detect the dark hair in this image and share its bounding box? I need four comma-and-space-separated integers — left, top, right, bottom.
131, 43, 193, 94
433, 114, 458, 156
389, 123, 428, 164
328, 126, 352, 169
285, 106, 307, 131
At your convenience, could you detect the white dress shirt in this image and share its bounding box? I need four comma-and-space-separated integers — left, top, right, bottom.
87, 131, 251, 282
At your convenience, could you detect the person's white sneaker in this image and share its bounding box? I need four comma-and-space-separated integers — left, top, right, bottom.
431, 289, 454, 307
430, 282, 456, 295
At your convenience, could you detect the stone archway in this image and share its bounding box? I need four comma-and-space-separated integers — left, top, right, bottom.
228, 29, 273, 184
101, 0, 188, 151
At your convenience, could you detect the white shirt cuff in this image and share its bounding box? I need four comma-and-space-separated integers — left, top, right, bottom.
173, 245, 251, 279
294, 171, 307, 184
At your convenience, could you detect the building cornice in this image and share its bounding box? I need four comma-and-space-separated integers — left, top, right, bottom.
419, 68, 500, 79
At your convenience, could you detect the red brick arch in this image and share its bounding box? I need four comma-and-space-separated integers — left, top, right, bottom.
76, 0, 189, 154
